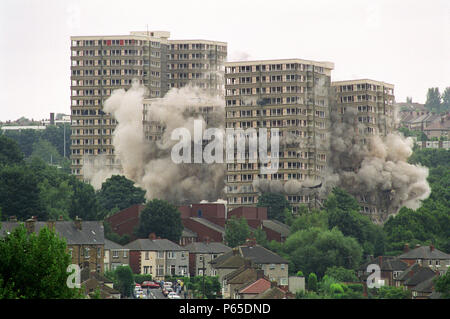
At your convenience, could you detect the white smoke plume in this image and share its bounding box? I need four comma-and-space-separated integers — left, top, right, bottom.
83, 80, 226, 204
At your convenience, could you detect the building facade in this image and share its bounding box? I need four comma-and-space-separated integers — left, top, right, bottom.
224, 59, 334, 212
70, 31, 226, 179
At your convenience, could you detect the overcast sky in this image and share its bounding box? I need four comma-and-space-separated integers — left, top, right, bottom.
0, 0, 449, 121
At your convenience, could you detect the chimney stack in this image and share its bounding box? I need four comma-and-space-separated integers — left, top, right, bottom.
378, 256, 383, 268
430, 244, 434, 252
47, 220, 56, 231
403, 243, 410, 253
74, 216, 82, 230
9, 216, 17, 222
149, 232, 156, 240
58, 215, 64, 221
25, 218, 36, 234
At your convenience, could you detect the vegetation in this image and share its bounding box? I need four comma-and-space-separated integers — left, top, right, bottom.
257, 192, 292, 223
0, 223, 82, 298
97, 175, 146, 216
135, 199, 183, 242
224, 216, 251, 248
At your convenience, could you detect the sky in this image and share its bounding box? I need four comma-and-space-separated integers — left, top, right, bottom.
0, 0, 449, 121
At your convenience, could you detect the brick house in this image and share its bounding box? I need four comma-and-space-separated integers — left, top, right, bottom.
104, 239, 130, 272
358, 256, 409, 286
184, 241, 232, 277
398, 244, 450, 274
0, 216, 105, 274
238, 277, 272, 299
125, 236, 189, 279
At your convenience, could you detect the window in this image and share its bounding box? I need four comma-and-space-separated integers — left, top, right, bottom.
97, 248, 102, 258
157, 251, 164, 259
145, 252, 149, 260
113, 250, 119, 258
280, 278, 288, 286
269, 264, 275, 270
167, 251, 176, 259
68, 248, 73, 257
84, 248, 90, 259
123, 250, 127, 258
157, 265, 164, 276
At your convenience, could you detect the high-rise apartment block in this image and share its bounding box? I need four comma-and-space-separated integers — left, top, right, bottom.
70, 31, 226, 177
224, 59, 334, 212
331, 79, 395, 139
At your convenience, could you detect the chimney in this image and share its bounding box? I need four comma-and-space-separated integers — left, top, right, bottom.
403, 243, 410, 253
9, 216, 17, 222
430, 244, 434, 252
415, 244, 421, 249
149, 232, 156, 240
378, 256, 383, 268
74, 216, 82, 231
256, 269, 264, 279
47, 220, 56, 231
25, 218, 36, 234
58, 215, 64, 221
232, 247, 239, 255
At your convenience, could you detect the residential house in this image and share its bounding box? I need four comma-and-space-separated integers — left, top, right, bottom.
210, 241, 289, 287
358, 256, 409, 286
411, 276, 439, 299
125, 235, 188, 279
398, 244, 450, 274
423, 113, 450, 139
253, 285, 288, 299
80, 268, 121, 299
222, 263, 265, 299
238, 277, 272, 299
395, 263, 437, 292
0, 216, 105, 274
184, 241, 232, 277
104, 239, 129, 272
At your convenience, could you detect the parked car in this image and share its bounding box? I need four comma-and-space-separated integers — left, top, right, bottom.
162, 287, 173, 297
168, 292, 181, 299
141, 281, 160, 289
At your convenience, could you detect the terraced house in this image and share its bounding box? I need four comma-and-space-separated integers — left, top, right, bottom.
125, 236, 189, 279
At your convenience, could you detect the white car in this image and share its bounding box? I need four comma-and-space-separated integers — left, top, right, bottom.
167, 292, 180, 299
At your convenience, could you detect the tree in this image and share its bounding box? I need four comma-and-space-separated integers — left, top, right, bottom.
372, 285, 411, 299
0, 135, 24, 166
433, 271, 450, 299
68, 176, 101, 221
324, 188, 386, 256
135, 199, 183, 242
31, 138, 63, 166
257, 192, 292, 223
0, 223, 81, 298
282, 227, 363, 277
0, 164, 45, 221
425, 87, 441, 113
307, 273, 318, 292
224, 216, 251, 248
114, 266, 134, 298
442, 87, 450, 113
97, 175, 146, 214
252, 227, 268, 247
324, 266, 358, 283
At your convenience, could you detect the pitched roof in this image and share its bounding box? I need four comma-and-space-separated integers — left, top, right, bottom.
404, 267, 436, 287
262, 220, 290, 237
360, 256, 409, 272
239, 278, 271, 294
396, 263, 422, 282
398, 246, 450, 260
253, 287, 286, 299
189, 217, 225, 234
184, 242, 231, 254
239, 244, 288, 264
412, 275, 437, 293
105, 239, 128, 250
210, 251, 246, 269
124, 238, 185, 251
182, 227, 197, 238
0, 221, 104, 245
226, 267, 259, 284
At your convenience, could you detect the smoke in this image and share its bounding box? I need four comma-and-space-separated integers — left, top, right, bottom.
83, 80, 226, 204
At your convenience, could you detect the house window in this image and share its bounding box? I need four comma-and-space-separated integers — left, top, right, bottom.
280, 278, 288, 286
167, 251, 176, 259
84, 248, 90, 259
157, 251, 164, 259
123, 250, 127, 258
144, 266, 149, 274
157, 265, 164, 276
281, 264, 286, 270
145, 252, 149, 260
113, 250, 119, 258
68, 248, 73, 257
269, 264, 275, 270
97, 248, 102, 258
